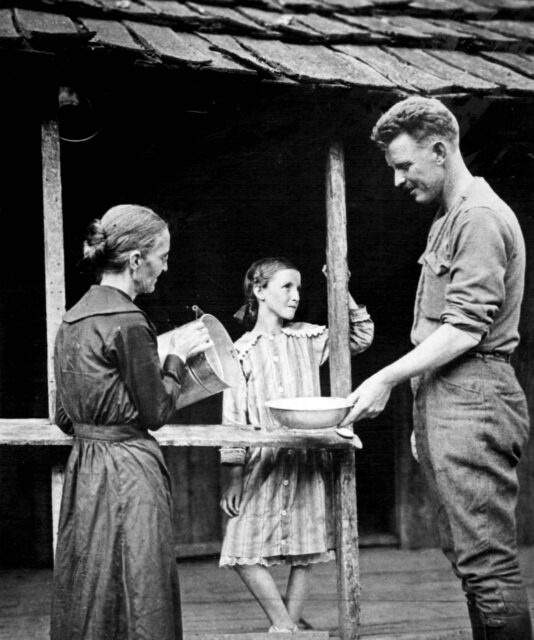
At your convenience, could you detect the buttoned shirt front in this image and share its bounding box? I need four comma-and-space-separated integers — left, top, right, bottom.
411, 178, 526, 354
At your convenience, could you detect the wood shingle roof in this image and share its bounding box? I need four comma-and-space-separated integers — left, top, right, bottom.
5, 0, 534, 96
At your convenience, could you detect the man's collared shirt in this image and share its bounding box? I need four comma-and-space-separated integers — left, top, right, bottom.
411, 177, 526, 354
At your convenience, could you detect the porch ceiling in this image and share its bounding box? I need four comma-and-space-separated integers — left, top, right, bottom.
4, 0, 534, 96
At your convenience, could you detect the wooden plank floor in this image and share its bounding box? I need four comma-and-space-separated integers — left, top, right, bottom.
0, 547, 532, 639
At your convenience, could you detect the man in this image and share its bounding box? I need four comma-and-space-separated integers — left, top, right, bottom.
340, 97, 532, 639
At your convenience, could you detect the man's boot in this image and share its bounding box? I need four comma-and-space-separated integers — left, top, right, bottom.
483, 612, 533, 640
466, 598, 485, 640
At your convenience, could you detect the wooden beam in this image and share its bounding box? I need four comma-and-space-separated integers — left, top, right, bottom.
185, 633, 328, 640
326, 142, 351, 390
326, 141, 360, 640
41, 100, 66, 421
185, 634, 328, 640
0, 420, 362, 449
51, 464, 65, 558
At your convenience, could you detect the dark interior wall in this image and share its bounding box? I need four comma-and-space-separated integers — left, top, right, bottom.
0, 70, 63, 568
343, 105, 431, 539
57, 71, 400, 543
0, 73, 47, 419
2, 62, 534, 566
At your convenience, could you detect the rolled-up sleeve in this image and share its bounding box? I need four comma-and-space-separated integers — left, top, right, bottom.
349, 305, 374, 355
441, 207, 510, 339
316, 304, 374, 365
220, 367, 248, 466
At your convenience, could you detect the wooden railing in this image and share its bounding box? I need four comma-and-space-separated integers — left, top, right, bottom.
0, 420, 362, 449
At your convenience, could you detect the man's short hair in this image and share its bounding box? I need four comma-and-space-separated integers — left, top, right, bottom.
371, 97, 459, 148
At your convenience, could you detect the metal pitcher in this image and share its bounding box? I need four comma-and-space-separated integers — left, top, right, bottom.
157, 314, 242, 410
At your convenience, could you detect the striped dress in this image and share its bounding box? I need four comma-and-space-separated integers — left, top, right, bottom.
220, 307, 374, 567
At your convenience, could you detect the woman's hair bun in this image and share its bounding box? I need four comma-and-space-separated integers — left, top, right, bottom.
80, 218, 108, 278
83, 219, 107, 258
78, 205, 167, 283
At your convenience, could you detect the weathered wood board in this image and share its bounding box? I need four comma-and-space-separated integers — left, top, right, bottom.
482, 50, 534, 77
433, 18, 521, 47
429, 48, 534, 92
0, 9, 21, 46
335, 45, 452, 94
386, 14, 476, 47
237, 37, 394, 87
470, 19, 534, 42
41, 117, 66, 420
81, 18, 145, 52
140, 0, 201, 21
14, 8, 80, 40
391, 47, 498, 92
0, 420, 363, 449
326, 142, 360, 640
200, 33, 279, 74
239, 7, 322, 38
295, 13, 387, 42
337, 14, 435, 43
188, 4, 267, 33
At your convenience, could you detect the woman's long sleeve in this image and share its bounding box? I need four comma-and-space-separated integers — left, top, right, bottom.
111, 316, 186, 428
54, 392, 74, 435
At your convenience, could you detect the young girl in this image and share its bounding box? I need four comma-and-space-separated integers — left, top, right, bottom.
219, 257, 373, 632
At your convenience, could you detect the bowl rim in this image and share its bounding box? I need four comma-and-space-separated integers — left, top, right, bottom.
265, 396, 353, 411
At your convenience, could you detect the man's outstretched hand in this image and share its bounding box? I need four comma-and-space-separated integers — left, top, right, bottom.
339, 372, 394, 426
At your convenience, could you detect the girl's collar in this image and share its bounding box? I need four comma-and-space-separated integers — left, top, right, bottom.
250, 328, 282, 340
235, 323, 327, 360
282, 323, 326, 338
250, 323, 327, 339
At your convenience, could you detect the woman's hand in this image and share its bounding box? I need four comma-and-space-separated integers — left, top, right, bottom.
220, 466, 244, 517
168, 320, 213, 362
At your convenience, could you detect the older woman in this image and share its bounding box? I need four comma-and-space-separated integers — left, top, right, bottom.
51, 204, 211, 640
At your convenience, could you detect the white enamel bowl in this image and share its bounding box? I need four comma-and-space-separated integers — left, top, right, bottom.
265, 396, 352, 430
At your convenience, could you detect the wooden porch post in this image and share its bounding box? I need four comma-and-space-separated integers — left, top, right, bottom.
326, 141, 360, 640
42, 87, 67, 557
41, 90, 66, 421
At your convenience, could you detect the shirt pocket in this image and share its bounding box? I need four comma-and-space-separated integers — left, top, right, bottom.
419, 250, 451, 321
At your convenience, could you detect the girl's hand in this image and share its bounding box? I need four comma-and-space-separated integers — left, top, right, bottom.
322, 264, 351, 279
220, 467, 243, 517
410, 431, 419, 462
323, 264, 358, 309
168, 320, 213, 362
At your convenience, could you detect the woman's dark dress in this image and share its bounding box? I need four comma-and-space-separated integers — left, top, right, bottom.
51, 285, 185, 640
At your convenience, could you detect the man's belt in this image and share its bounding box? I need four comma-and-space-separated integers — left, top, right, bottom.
465, 351, 512, 363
